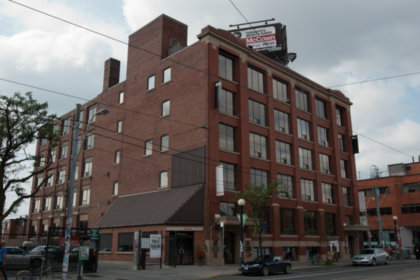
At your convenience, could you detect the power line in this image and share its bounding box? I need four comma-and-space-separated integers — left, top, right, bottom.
328, 71, 420, 88
357, 133, 412, 158
229, 0, 251, 25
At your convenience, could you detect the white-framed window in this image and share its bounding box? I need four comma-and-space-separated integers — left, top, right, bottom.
145, 140, 153, 156
276, 140, 292, 165
277, 174, 294, 199
58, 168, 66, 184
317, 126, 329, 147
274, 109, 290, 134
78, 110, 84, 129
74, 164, 79, 181
322, 183, 335, 204
160, 135, 169, 152
299, 147, 313, 170
56, 194, 64, 209
315, 98, 328, 119
113, 181, 119, 196
250, 168, 268, 188
119, 91, 124, 104
247, 66, 265, 93
37, 176, 43, 188
273, 78, 289, 103
82, 188, 90, 205
249, 132, 267, 159
117, 120, 123, 134
39, 153, 46, 167
319, 153, 331, 175
73, 191, 77, 207
83, 157, 93, 177
297, 118, 311, 141
62, 117, 71, 135
44, 196, 52, 211
53, 123, 59, 135
338, 134, 346, 152
248, 99, 266, 126
47, 172, 54, 187
40, 137, 47, 145
61, 144, 68, 159
301, 179, 316, 202
160, 171, 168, 188
340, 159, 348, 178
162, 100, 170, 117
163, 67, 171, 83
50, 148, 57, 163
295, 88, 309, 112
34, 199, 41, 213
115, 150, 121, 164
147, 75, 155, 90
86, 134, 94, 150
219, 51, 236, 81
88, 105, 97, 123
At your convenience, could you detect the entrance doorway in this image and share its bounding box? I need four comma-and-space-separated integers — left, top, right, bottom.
224, 232, 235, 264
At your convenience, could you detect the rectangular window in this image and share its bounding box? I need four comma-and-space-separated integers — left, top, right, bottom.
218, 52, 236, 81
299, 147, 313, 170
220, 162, 237, 191
118, 232, 133, 252
100, 234, 112, 252
338, 134, 346, 152
367, 207, 393, 216
318, 126, 329, 147
34, 199, 41, 213
62, 117, 71, 135
88, 105, 97, 123
78, 110, 84, 129
276, 140, 292, 165
53, 123, 59, 135
401, 204, 420, 214
160, 171, 168, 188
297, 118, 311, 141
325, 213, 337, 236
248, 99, 266, 126
115, 150, 121, 164
119, 91, 124, 104
113, 181, 119, 195
250, 168, 268, 188
249, 132, 267, 159
86, 134, 94, 150
219, 89, 236, 116
336, 106, 345, 126
58, 168, 66, 184
83, 157, 93, 177
50, 149, 57, 163
61, 144, 68, 159
340, 159, 348, 178
117, 120, 123, 133
247, 66, 265, 93
56, 195, 64, 209
304, 211, 318, 235
39, 153, 46, 167
281, 208, 296, 234
315, 98, 327, 119
277, 174, 294, 198
73, 191, 77, 207
220, 202, 236, 217
162, 100, 170, 117
37, 176, 43, 188
74, 164, 79, 181
44, 196, 52, 211
301, 179, 316, 202
147, 75, 155, 90
160, 135, 169, 152
219, 123, 236, 152
343, 186, 352, 206
47, 172, 54, 187
273, 78, 289, 103
402, 182, 420, 193
319, 153, 331, 175
322, 183, 335, 204
295, 88, 309, 112
163, 67, 171, 83
274, 109, 290, 133
145, 140, 153, 156
82, 188, 91, 205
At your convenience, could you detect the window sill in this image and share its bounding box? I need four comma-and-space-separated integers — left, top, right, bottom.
280, 234, 298, 237
99, 251, 113, 254
219, 149, 240, 155
116, 251, 133, 255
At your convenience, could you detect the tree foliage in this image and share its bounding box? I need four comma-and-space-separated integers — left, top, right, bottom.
0, 92, 57, 224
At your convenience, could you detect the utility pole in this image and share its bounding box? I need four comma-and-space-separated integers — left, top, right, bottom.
374, 186, 384, 248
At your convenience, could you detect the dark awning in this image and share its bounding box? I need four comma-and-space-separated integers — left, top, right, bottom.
96, 184, 204, 229
344, 224, 371, 232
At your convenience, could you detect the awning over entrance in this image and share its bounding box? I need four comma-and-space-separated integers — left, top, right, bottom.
344, 224, 371, 232
96, 184, 204, 228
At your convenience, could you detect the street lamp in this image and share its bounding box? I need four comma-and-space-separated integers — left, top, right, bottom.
238, 198, 245, 271
62, 104, 108, 280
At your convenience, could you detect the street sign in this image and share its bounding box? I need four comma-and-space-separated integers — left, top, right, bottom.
90, 228, 99, 240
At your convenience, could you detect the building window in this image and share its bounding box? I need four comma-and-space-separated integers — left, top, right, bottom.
88, 105, 97, 123
218, 51, 236, 81
50, 148, 57, 163
249, 132, 267, 159
338, 134, 346, 152
304, 211, 318, 235
46, 172, 54, 187
82, 188, 91, 205
274, 109, 290, 134
147, 75, 155, 90
340, 159, 348, 178
62, 117, 71, 135
118, 232, 133, 252
44, 196, 52, 211
113, 181, 119, 195
295, 88, 309, 112
163, 67, 171, 83
100, 234, 112, 252
53, 123, 59, 135
250, 168, 268, 188
402, 182, 420, 193
276, 140, 292, 165
78, 110, 84, 129
160, 171, 168, 188
160, 135, 169, 152
319, 153, 331, 175
315, 98, 327, 119
219, 89, 236, 116
301, 179, 316, 202
117, 120, 123, 134
39, 153, 46, 167
247, 66, 265, 93
401, 204, 420, 214
83, 157, 93, 177
40, 137, 47, 146
74, 164, 79, 181
86, 134, 94, 150
119, 91, 124, 104
58, 168, 66, 184
220, 202, 236, 216
325, 213, 337, 236
145, 140, 153, 156
220, 162, 237, 191
322, 183, 335, 204
277, 174, 294, 198
36, 176, 43, 188
248, 99, 266, 126
343, 186, 352, 206
115, 150, 121, 164
219, 123, 236, 152
61, 144, 68, 159
281, 208, 296, 234
318, 126, 329, 147
73, 191, 77, 207
299, 147, 313, 170
162, 100, 170, 117
273, 78, 289, 103
297, 118, 311, 141
336, 106, 345, 126
367, 207, 393, 216
34, 199, 41, 213
56, 194, 64, 209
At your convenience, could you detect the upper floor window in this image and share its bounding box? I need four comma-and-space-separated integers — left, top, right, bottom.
248, 99, 266, 126
304, 210, 318, 235
88, 105, 97, 123
44, 196, 52, 211
40, 137, 47, 146
301, 179, 316, 202
249, 132, 267, 159
338, 134, 346, 152
297, 118, 311, 141
276, 140, 292, 165
147, 75, 155, 91
47, 172, 54, 187
219, 123, 236, 152
53, 123, 59, 135
401, 204, 420, 214
163, 67, 171, 83
319, 153, 332, 175
113, 181, 119, 196
295, 88, 309, 112
340, 159, 348, 178
218, 51, 236, 81
78, 110, 84, 129
56, 194, 64, 209
247, 66, 265, 93
274, 109, 290, 134
402, 182, 420, 193
50, 148, 57, 163
62, 117, 71, 135
219, 89, 236, 116
83, 157, 93, 177
299, 147, 313, 170
117, 120, 123, 134
322, 183, 335, 204
315, 98, 328, 119
115, 150, 121, 164
220, 202, 236, 217
318, 126, 330, 147
86, 134, 94, 150
160, 135, 169, 152
220, 162, 237, 191
34, 199, 41, 213
343, 186, 352, 206
145, 140, 153, 156
82, 188, 91, 205
162, 100, 170, 117
273, 78, 289, 103
250, 168, 268, 188
277, 174, 294, 199
160, 171, 168, 188
39, 153, 46, 167
57, 168, 66, 184
336, 106, 345, 126
118, 91, 124, 104
61, 144, 68, 159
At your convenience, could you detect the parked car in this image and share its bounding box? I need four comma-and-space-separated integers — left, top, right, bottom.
352, 248, 389, 266
29, 245, 65, 268
5, 247, 33, 269
242, 255, 292, 276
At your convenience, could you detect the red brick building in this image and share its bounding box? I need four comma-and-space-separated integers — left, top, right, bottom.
357, 162, 420, 252
28, 15, 362, 265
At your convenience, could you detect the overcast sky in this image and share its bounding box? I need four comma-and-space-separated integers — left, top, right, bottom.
1, 0, 420, 216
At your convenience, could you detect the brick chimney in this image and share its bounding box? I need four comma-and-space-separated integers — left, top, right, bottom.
103, 58, 120, 91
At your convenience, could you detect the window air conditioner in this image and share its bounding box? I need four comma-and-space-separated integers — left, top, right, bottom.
304, 164, 310, 169
280, 127, 286, 133
282, 158, 288, 164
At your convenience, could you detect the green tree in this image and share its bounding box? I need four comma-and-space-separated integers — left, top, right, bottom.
0, 92, 57, 229
237, 181, 280, 257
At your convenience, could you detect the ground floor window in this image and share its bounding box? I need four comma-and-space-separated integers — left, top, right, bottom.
118, 232, 133, 252
282, 247, 299, 261
100, 233, 112, 252
253, 247, 271, 258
